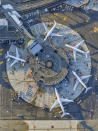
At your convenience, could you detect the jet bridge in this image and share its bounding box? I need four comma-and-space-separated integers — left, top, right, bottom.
2, 4, 34, 40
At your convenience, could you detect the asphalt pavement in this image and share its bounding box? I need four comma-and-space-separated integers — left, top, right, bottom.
0, 7, 97, 127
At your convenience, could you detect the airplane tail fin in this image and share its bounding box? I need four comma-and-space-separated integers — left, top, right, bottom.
61, 112, 70, 118
54, 20, 61, 26
5, 51, 9, 59
85, 51, 90, 58
54, 20, 57, 26
44, 37, 47, 41
85, 87, 92, 93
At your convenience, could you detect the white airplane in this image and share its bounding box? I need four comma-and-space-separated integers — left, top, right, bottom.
50, 88, 74, 118
72, 71, 92, 93
5, 48, 26, 67
43, 20, 62, 41
65, 40, 90, 61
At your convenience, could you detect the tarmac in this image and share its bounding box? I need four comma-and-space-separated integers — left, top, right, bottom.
6, 22, 91, 109
0, 3, 98, 131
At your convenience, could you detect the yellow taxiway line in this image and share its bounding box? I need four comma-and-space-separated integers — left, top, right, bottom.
94, 27, 98, 32
17, 0, 55, 11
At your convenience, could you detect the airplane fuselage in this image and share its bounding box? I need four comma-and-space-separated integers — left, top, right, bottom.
66, 44, 86, 54
8, 55, 26, 62
55, 88, 65, 113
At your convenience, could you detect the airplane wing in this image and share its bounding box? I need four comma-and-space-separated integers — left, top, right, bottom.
81, 75, 91, 80
77, 76, 87, 88
66, 44, 86, 54
73, 80, 79, 91
85, 87, 92, 93
72, 71, 87, 89
84, 51, 90, 58
10, 59, 18, 67
73, 75, 91, 91
60, 98, 73, 103
73, 50, 77, 61
16, 48, 19, 58
42, 22, 48, 33
50, 100, 58, 111
51, 33, 62, 37
75, 40, 84, 48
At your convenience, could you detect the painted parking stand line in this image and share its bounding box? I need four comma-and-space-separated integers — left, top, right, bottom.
94, 27, 98, 32
0, 84, 2, 88
0, 49, 4, 51
0, 61, 3, 65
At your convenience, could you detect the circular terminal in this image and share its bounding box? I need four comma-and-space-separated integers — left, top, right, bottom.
6, 22, 91, 109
